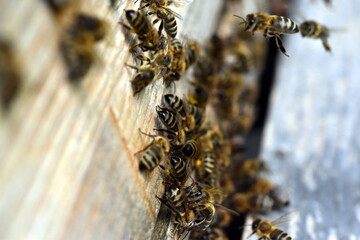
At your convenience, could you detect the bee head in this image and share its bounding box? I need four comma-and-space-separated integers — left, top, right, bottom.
251, 219, 261, 231
300, 21, 315, 37
245, 14, 256, 31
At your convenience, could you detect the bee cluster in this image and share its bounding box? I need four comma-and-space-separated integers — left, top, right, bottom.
124, 1, 292, 239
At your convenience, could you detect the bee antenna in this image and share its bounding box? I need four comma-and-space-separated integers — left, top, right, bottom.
247, 230, 257, 239
234, 14, 246, 25
238, 223, 252, 230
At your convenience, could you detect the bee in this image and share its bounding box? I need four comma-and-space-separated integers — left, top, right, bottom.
185, 39, 201, 69
179, 140, 199, 159
141, 2, 182, 39
235, 13, 299, 57
60, 14, 107, 81
155, 106, 186, 146
162, 94, 187, 117
248, 213, 295, 240
238, 159, 268, 180
135, 130, 170, 171
300, 20, 331, 52
125, 63, 157, 95
120, 10, 164, 52
160, 155, 190, 184
232, 192, 274, 213
248, 178, 290, 210
157, 183, 200, 239
163, 38, 186, 86
0, 40, 21, 110
196, 151, 218, 187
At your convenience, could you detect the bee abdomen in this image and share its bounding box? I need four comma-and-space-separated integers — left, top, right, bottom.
270, 229, 291, 240
157, 106, 178, 131
139, 147, 161, 170
125, 10, 150, 35
164, 14, 177, 38
272, 16, 298, 34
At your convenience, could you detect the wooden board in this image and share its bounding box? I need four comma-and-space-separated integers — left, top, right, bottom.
0, 0, 258, 239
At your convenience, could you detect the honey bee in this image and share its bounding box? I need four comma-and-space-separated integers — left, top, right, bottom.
135, 130, 170, 171
162, 94, 187, 118
160, 155, 190, 184
232, 192, 274, 213
179, 140, 199, 159
248, 213, 295, 240
235, 13, 299, 57
300, 20, 331, 52
157, 183, 201, 239
155, 106, 186, 146
248, 178, 290, 210
0, 40, 21, 110
238, 159, 268, 180
185, 39, 201, 69
60, 14, 107, 81
163, 38, 186, 86
120, 10, 164, 52
195, 151, 218, 188
140, 2, 181, 39
125, 63, 158, 95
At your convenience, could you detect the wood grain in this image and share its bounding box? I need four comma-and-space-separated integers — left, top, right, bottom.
0, 0, 246, 239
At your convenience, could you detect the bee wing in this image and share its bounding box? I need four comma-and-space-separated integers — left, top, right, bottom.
271, 210, 299, 226
170, 0, 194, 7
162, 6, 183, 20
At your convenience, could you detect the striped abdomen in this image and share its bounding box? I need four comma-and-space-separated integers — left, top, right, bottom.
167, 185, 186, 211
139, 145, 162, 170
170, 38, 184, 57
169, 156, 187, 181
188, 103, 203, 128
125, 10, 150, 35
163, 94, 186, 117
156, 105, 179, 131
203, 152, 216, 180
163, 13, 177, 38
269, 228, 292, 240
270, 15, 299, 34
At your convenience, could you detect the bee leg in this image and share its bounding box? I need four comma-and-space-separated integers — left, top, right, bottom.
118, 22, 137, 33
138, 2, 151, 10
125, 63, 139, 71
158, 20, 164, 36
275, 35, 289, 57
321, 37, 331, 52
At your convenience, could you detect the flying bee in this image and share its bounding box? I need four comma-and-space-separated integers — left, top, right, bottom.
120, 10, 164, 52
300, 20, 331, 52
232, 192, 274, 213
60, 14, 108, 81
135, 130, 170, 171
234, 13, 299, 57
248, 212, 296, 240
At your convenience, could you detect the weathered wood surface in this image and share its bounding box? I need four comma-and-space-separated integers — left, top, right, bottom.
259, 0, 360, 239
0, 0, 227, 239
